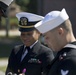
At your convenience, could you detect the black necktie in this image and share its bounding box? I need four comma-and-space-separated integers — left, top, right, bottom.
21, 47, 31, 61
22, 46, 30, 54
26, 46, 30, 52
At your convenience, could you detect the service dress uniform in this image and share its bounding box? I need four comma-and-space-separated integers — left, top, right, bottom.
5, 12, 54, 75
47, 42, 76, 75
6, 41, 54, 75
35, 8, 76, 75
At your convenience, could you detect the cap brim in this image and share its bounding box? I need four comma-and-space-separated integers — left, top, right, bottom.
1, 0, 13, 6
19, 27, 35, 32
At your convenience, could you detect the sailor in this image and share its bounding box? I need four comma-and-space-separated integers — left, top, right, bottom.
0, 0, 13, 17
35, 8, 76, 75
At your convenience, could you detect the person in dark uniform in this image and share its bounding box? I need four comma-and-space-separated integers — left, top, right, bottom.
0, 0, 13, 17
35, 8, 76, 75
5, 12, 54, 75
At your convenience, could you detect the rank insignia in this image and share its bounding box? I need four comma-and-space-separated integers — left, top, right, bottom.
18, 69, 20, 73
28, 58, 42, 64
19, 17, 28, 26
59, 52, 67, 60
61, 69, 69, 75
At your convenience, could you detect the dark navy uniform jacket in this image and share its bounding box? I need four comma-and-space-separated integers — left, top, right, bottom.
6, 41, 54, 75
47, 42, 76, 75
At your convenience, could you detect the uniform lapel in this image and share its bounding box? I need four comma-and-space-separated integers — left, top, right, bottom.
20, 41, 41, 64
15, 45, 24, 64
32, 41, 41, 54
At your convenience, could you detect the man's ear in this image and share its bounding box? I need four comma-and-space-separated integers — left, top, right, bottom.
58, 27, 64, 35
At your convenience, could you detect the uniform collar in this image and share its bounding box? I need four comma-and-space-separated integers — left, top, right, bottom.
64, 41, 76, 48
24, 40, 38, 49
58, 41, 76, 55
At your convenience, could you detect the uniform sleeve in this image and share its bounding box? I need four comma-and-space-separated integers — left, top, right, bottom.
42, 49, 54, 75
5, 48, 16, 75
57, 57, 76, 75
5, 45, 22, 75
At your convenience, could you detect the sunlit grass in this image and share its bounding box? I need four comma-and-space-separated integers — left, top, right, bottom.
0, 58, 8, 72
0, 66, 7, 72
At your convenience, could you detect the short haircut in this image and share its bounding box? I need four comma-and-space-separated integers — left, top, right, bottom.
57, 19, 73, 33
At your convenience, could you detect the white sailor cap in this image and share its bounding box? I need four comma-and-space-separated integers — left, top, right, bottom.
0, 0, 13, 6
16, 12, 44, 32
35, 8, 69, 33
0, 0, 13, 17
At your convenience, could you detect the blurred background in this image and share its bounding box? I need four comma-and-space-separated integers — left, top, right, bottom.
0, 0, 76, 73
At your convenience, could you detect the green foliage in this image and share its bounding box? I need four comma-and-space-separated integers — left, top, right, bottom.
1, 17, 6, 26
1, 17, 18, 28
9, 17, 18, 28
15, 0, 37, 13
27, 0, 37, 13
15, 0, 30, 11
9, 17, 18, 24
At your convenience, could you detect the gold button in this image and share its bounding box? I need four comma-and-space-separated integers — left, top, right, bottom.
18, 69, 20, 73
